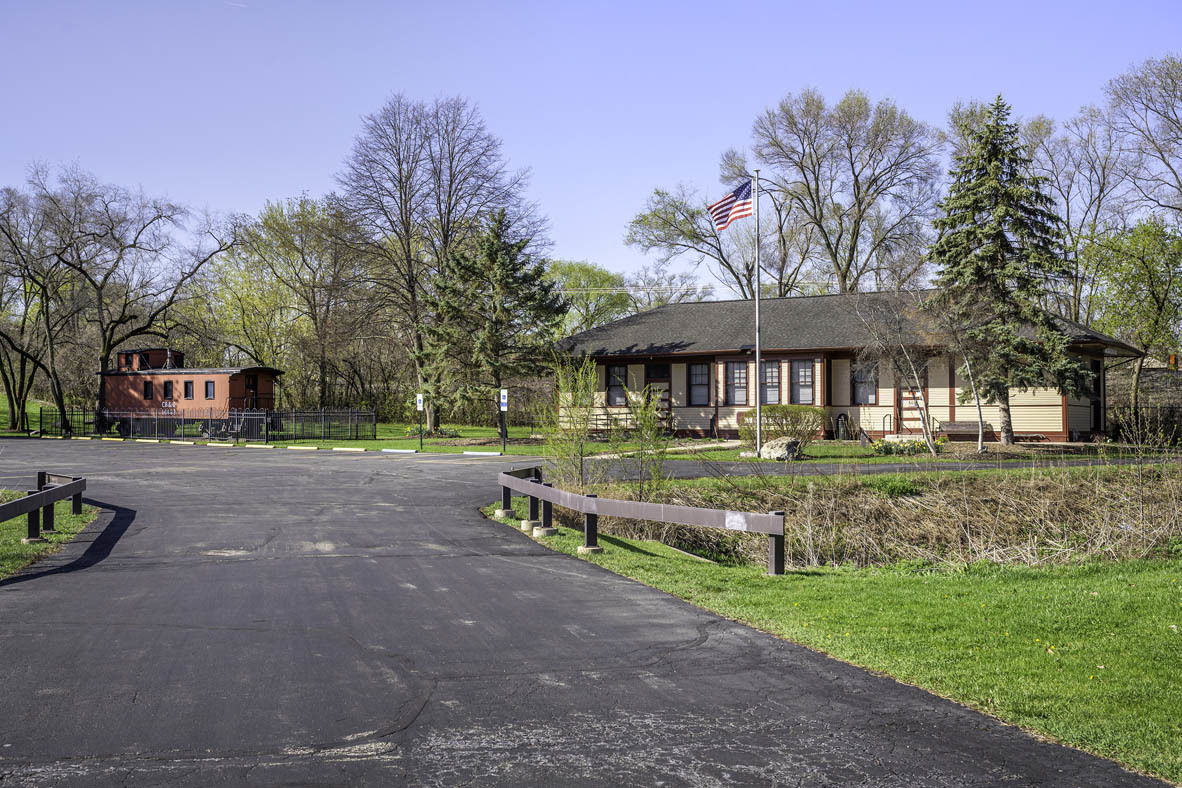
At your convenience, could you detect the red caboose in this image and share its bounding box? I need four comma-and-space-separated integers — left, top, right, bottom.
100, 348, 284, 414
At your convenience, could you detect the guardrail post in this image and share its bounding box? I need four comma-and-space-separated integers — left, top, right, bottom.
767, 510, 786, 576
71, 477, 83, 515
36, 471, 47, 491
22, 490, 43, 544
578, 494, 603, 554
533, 483, 557, 536
521, 478, 542, 531
40, 484, 57, 533
495, 484, 513, 518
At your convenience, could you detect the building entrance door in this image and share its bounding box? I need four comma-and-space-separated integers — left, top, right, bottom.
645, 363, 672, 429
896, 368, 928, 435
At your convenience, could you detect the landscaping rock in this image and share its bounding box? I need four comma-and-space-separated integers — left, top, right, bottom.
758, 437, 801, 461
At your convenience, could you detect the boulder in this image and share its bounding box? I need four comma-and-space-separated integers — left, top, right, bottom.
758, 437, 801, 461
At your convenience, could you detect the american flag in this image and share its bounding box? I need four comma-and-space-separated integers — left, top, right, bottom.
708, 180, 753, 231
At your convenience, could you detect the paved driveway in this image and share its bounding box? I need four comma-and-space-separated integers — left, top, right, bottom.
0, 439, 1166, 786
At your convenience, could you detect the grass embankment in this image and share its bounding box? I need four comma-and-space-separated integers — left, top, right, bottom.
688, 440, 1147, 465
0, 491, 99, 579
485, 499, 1182, 783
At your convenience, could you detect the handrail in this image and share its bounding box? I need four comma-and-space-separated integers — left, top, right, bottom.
497, 467, 786, 574
0, 472, 87, 545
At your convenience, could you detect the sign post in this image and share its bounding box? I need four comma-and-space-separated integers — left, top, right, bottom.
416, 393, 424, 452
499, 388, 508, 454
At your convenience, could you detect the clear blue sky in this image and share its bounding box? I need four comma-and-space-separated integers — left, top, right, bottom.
3, 0, 1178, 281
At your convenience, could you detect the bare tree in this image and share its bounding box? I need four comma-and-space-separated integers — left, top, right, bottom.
339, 94, 531, 430
623, 260, 713, 314
1027, 106, 1133, 322
855, 290, 940, 455
1107, 54, 1182, 220
751, 89, 942, 292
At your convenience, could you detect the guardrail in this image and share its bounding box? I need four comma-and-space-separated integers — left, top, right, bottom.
497, 466, 786, 574
0, 472, 87, 545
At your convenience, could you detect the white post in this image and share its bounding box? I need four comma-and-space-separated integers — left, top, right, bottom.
754, 170, 762, 454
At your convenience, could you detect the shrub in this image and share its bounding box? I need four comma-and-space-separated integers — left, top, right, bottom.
863, 476, 924, 498
871, 438, 944, 456
738, 405, 826, 451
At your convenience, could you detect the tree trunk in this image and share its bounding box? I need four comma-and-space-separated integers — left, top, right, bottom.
961, 355, 987, 454
1130, 356, 1144, 413
998, 389, 1015, 445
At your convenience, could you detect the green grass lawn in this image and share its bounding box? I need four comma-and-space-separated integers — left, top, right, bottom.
486, 500, 1182, 783
0, 491, 100, 579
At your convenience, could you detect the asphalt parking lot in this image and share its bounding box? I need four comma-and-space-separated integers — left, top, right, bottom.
0, 438, 1165, 786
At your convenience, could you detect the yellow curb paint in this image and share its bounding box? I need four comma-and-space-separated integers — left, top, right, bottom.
170, 440, 195, 445
331, 447, 366, 452
287, 446, 318, 450
101, 437, 123, 442
40, 436, 63, 440
135, 439, 159, 443
245, 444, 275, 449
208, 442, 235, 447
71, 436, 93, 440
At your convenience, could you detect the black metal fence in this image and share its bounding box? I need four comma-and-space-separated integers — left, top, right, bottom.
39, 408, 377, 442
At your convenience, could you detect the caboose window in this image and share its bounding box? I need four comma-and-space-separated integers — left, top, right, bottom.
143, 381, 154, 400
184, 381, 194, 399
163, 381, 173, 399
205, 381, 215, 399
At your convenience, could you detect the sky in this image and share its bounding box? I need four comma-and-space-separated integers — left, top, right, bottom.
3, 0, 1179, 287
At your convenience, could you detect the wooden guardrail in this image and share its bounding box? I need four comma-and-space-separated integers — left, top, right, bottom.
0, 472, 87, 545
497, 466, 786, 574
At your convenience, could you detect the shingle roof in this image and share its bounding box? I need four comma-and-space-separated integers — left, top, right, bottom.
558, 291, 1142, 358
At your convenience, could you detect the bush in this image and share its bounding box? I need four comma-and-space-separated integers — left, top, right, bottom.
738, 405, 826, 451
863, 476, 924, 498
871, 437, 945, 456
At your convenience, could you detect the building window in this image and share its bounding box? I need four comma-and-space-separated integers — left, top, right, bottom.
205, 381, 215, 400
645, 363, 670, 381
688, 363, 709, 406
852, 362, 877, 405
184, 381, 194, 400
761, 361, 780, 404
607, 365, 627, 406
791, 360, 814, 404
143, 380, 153, 400
163, 381, 173, 399
725, 362, 748, 406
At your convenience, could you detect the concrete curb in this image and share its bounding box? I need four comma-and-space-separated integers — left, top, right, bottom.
331, 447, 366, 452
463, 450, 503, 456
382, 448, 418, 454
287, 445, 318, 451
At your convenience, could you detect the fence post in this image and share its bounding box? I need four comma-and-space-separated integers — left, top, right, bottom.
767, 510, 786, 576
578, 494, 603, 554
37, 471, 47, 491
495, 484, 513, 518
40, 485, 57, 533
22, 490, 43, 544
521, 478, 542, 531
534, 482, 557, 536
71, 477, 83, 515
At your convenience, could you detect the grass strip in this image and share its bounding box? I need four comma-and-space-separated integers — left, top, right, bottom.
1, 492, 100, 580
484, 500, 1182, 783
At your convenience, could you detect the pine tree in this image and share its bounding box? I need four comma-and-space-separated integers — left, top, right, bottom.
929, 95, 1087, 445
423, 210, 566, 441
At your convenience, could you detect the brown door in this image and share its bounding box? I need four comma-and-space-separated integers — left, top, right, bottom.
896, 367, 928, 435
645, 363, 672, 428
245, 374, 258, 409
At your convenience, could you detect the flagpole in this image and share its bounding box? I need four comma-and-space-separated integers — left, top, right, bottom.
754, 170, 762, 455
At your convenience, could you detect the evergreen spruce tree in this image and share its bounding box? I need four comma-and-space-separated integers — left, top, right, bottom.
423, 210, 566, 442
929, 96, 1087, 444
